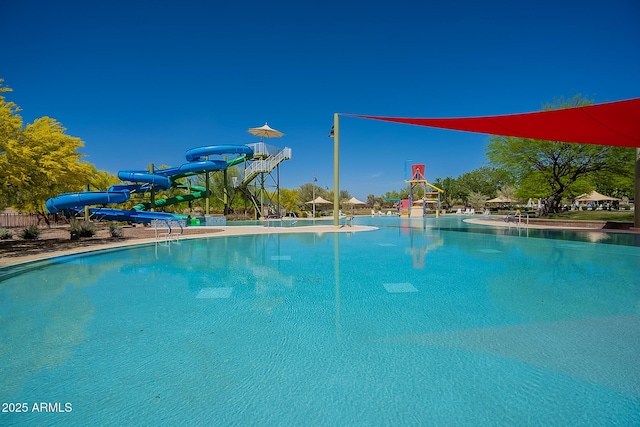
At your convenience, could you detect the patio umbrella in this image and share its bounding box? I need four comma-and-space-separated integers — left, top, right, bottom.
248, 122, 284, 142
344, 197, 366, 215
306, 196, 332, 217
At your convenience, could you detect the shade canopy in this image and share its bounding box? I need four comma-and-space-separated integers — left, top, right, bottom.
306, 196, 332, 204
575, 190, 620, 202
345, 196, 366, 205
347, 98, 640, 148
486, 196, 517, 203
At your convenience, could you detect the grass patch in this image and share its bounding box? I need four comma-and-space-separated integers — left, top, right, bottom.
547, 210, 634, 222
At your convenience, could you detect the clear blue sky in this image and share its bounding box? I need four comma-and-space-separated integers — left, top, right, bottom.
2, 0, 639, 200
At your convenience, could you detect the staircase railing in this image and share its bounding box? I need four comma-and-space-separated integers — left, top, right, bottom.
239, 147, 291, 186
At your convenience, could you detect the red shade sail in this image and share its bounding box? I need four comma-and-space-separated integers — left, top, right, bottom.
347, 98, 640, 148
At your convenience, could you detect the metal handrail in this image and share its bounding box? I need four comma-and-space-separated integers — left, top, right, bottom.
240, 147, 292, 186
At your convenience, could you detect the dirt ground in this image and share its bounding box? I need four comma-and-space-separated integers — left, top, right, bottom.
0, 224, 222, 263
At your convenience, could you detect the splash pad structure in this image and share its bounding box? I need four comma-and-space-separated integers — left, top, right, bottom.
401, 164, 444, 218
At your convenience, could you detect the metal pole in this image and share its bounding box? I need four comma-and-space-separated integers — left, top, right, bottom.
149, 163, 155, 212
223, 167, 228, 215
333, 113, 340, 227
634, 148, 640, 229
312, 176, 316, 218
277, 164, 280, 217
84, 183, 90, 221
205, 171, 210, 215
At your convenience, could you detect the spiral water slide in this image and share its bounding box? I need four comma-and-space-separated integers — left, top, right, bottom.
45, 145, 253, 223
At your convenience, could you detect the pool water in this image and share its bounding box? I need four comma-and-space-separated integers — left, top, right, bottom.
1, 217, 639, 426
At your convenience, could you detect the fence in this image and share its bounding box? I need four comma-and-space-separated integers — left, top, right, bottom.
0, 212, 63, 228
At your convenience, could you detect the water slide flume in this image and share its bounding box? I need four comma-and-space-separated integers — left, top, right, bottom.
45, 145, 254, 223
45, 191, 131, 214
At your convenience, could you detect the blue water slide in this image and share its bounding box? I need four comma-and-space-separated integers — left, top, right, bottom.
117, 171, 172, 190
89, 208, 183, 224
155, 160, 228, 178
108, 184, 146, 192
184, 145, 254, 162
46, 191, 131, 214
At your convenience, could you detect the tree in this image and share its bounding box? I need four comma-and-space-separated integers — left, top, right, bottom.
486, 95, 633, 215
297, 182, 329, 207
456, 167, 514, 204
0, 80, 22, 211
2, 115, 96, 223
279, 188, 300, 214
432, 177, 461, 209
496, 185, 517, 202
467, 191, 487, 210
590, 150, 635, 200
1, 80, 122, 224
90, 170, 120, 191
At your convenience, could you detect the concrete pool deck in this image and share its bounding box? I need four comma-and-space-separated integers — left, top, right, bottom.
0, 224, 377, 268
464, 215, 637, 231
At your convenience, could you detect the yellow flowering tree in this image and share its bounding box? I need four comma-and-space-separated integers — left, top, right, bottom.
0, 80, 97, 224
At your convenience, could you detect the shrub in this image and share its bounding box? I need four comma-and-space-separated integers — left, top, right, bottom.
19, 225, 41, 240
0, 228, 12, 240
70, 219, 96, 239
109, 222, 124, 238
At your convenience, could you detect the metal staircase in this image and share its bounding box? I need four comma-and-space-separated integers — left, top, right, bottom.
230, 142, 292, 218
240, 143, 292, 186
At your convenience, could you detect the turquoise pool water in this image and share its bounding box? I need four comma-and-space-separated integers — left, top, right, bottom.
1, 217, 639, 426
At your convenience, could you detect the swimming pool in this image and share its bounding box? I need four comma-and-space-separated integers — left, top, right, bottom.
1, 217, 639, 426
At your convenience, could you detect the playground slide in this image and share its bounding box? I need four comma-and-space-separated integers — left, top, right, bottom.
45, 144, 254, 223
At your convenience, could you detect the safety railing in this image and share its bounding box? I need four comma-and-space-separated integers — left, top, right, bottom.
240, 147, 292, 186
151, 219, 185, 242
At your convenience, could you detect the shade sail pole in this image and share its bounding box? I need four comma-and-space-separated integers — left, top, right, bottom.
635, 148, 640, 229
333, 113, 340, 227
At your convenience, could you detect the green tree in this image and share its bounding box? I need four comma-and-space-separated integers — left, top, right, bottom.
432, 177, 461, 209
366, 194, 386, 210
590, 150, 635, 200
496, 185, 517, 202
297, 182, 330, 208
456, 167, 514, 204
487, 95, 633, 215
